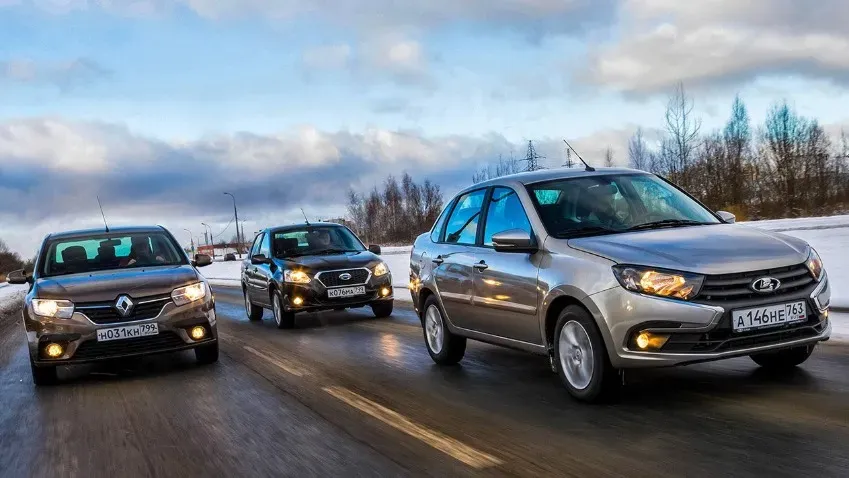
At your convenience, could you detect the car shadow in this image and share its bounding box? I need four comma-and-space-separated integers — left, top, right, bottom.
45, 351, 215, 386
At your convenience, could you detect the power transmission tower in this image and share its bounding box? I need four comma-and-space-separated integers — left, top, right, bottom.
522, 140, 545, 172
563, 146, 574, 168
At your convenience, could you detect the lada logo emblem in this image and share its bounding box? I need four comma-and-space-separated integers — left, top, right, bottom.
114, 295, 135, 317
751, 277, 781, 293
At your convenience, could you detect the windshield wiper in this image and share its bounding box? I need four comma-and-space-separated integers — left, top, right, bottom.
310, 248, 357, 255
628, 219, 713, 231
553, 225, 621, 239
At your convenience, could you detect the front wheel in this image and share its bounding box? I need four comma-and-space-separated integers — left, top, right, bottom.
30, 359, 58, 386
422, 296, 466, 365
272, 291, 295, 329
371, 301, 393, 318
195, 342, 219, 365
244, 288, 263, 321
750, 345, 814, 370
553, 305, 619, 403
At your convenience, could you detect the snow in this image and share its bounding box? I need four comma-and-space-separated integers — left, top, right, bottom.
0, 283, 26, 314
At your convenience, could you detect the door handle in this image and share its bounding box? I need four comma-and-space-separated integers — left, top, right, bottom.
473, 261, 488, 271
432, 256, 444, 265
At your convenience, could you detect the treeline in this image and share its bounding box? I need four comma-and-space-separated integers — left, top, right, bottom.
0, 239, 34, 279
346, 173, 444, 244
628, 84, 849, 220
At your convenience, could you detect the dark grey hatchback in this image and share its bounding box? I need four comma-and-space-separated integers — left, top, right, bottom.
6, 225, 219, 385
241, 223, 394, 328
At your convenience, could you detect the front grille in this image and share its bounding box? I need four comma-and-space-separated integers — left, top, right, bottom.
73, 332, 186, 360
694, 263, 814, 304
76, 294, 171, 325
316, 268, 370, 288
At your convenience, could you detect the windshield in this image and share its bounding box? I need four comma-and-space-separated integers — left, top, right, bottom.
40, 231, 187, 277
272, 226, 366, 258
527, 173, 720, 238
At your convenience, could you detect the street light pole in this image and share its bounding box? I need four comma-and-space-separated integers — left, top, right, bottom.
201, 222, 214, 260
224, 192, 242, 258
182, 228, 195, 256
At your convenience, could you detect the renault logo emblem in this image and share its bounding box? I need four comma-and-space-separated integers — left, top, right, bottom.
339, 273, 352, 281
114, 295, 135, 317
751, 277, 781, 293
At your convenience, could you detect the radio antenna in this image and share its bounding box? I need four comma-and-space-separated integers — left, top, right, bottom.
96, 196, 110, 232
300, 208, 310, 225
563, 139, 595, 172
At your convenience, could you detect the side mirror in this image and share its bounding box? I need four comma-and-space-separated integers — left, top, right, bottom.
368, 245, 382, 255
717, 211, 736, 224
193, 254, 212, 267
492, 229, 536, 253
6, 269, 29, 285
250, 254, 269, 265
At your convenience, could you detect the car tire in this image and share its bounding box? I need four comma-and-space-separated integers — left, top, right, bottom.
421, 296, 466, 365
553, 305, 619, 403
272, 291, 295, 329
195, 342, 219, 365
244, 288, 263, 321
30, 359, 58, 386
371, 300, 394, 318
750, 345, 814, 370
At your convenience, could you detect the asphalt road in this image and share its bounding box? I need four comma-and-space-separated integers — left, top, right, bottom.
1, 286, 848, 477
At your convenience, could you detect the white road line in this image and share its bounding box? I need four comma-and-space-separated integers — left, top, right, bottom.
243, 346, 306, 377
323, 385, 504, 470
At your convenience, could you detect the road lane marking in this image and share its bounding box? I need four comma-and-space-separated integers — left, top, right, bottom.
243, 346, 306, 377
323, 385, 503, 470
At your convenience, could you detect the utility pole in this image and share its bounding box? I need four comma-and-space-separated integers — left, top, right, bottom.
201, 222, 214, 260
224, 192, 242, 259
522, 140, 545, 172
183, 228, 195, 256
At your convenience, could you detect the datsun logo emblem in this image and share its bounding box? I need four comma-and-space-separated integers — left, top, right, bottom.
751, 277, 781, 293
339, 273, 352, 281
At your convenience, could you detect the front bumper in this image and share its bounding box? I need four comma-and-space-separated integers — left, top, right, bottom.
25, 295, 218, 367
589, 277, 832, 368
280, 273, 394, 313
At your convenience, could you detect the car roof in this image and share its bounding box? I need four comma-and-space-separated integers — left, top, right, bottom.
261, 222, 348, 234
460, 167, 650, 193
46, 225, 168, 241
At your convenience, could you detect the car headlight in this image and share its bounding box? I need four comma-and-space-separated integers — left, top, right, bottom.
373, 262, 389, 277
805, 248, 824, 282
612, 265, 705, 301
284, 270, 311, 284
31, 299, 75, 319
172, 282, 207, 306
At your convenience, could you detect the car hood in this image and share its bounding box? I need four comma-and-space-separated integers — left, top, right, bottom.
279, 251, 380, 270
567, 224, 810, 275
35, 265, 200, 302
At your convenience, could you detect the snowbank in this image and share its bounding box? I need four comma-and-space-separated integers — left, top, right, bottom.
0, 284, 26, 314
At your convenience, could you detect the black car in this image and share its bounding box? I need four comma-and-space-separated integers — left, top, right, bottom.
241, 223, 394, 328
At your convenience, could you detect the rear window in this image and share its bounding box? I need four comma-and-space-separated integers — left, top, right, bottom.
41, 231, 186, 277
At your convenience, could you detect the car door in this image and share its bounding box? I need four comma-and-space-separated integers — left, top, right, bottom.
470, 186, 542, 344
431, 188, 487, 330
245, 233, 265, 303
252, 233, 274, 306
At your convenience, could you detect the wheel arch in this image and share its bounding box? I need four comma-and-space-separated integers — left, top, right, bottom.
542, 288, 616, 361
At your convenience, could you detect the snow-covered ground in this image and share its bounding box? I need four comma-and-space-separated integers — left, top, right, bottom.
0, 284, 26, 315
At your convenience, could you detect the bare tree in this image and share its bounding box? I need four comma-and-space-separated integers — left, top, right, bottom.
472, 153, 521, 183
628, 128, 651, 170
663, 82, 702, 187
723, 95, 752, 208
604, 147, 614, 167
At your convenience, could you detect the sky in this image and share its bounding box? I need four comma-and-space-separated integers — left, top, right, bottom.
2, 0, 849, 255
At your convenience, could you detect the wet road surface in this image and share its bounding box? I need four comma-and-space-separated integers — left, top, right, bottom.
1, 285, 848, 477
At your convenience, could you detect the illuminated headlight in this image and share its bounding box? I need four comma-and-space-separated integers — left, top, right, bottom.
31, 299, 75, 319
613, 265, 704, 301
172, 282, 207, 306
805, 248, 824, 282
373, 262, 389, 277
284, 270, 311, 284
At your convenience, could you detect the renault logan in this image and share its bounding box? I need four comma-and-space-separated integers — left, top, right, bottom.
7, 226, 219, 385
409, 168, 831, 402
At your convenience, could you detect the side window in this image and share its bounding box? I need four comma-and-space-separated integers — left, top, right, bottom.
430, 201, 453, 242
258, 234, 271, 257
443, 189, 487, 245
483, 187, 533, 246
250, 234, 263, 257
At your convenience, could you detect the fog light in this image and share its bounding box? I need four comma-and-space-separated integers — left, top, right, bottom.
634, 331, 670, 351
292, 297, 304, 306
824, 309, 829, 319
381, 287, 391, 297
190, 326, 206, 340
45, 343, 64, 358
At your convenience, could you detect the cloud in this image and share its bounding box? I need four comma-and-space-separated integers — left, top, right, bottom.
584, 0, 849, 94
0, 57, 110, 90
301, 43, 352, 70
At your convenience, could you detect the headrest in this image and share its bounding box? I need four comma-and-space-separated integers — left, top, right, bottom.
61, 246, 87, 263
274, 237, 299, 253
97, 245, 117, 260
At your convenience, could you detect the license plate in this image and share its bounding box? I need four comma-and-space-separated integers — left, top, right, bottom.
96, 323, 159, 342
731, 301, 807, 332
327, 286, 366, 299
